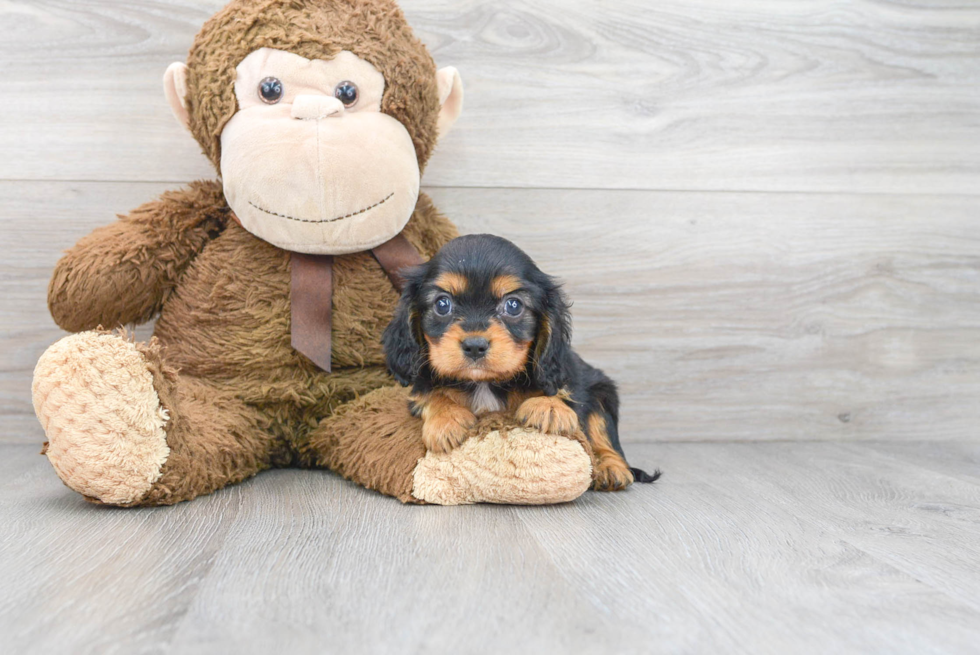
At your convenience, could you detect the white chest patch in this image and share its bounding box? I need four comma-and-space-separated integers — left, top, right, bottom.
469, 383, 505, 416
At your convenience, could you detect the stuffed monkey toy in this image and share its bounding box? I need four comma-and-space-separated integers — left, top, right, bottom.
31, 0, 595, 506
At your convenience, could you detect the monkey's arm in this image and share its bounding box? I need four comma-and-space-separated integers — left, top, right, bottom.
49, 181, 229, 332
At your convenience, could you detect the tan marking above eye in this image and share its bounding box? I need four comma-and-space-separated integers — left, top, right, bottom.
491, 274, 522, 298
433, 272, 468, 295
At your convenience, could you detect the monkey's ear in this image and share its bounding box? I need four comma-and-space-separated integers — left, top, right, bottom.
533, 283, 573, 396
164, 62, 191, 130
436, 66, 463, 139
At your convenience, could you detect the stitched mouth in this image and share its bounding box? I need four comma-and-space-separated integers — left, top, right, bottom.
248, 191, 395, 224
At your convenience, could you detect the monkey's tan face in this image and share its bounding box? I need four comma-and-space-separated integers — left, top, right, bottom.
220, 48, 420, 255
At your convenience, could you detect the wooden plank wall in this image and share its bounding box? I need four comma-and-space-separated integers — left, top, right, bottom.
2, 0, 978, 443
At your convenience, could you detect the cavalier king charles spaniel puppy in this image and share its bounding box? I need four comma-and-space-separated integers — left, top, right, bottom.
382, 234, 659, 491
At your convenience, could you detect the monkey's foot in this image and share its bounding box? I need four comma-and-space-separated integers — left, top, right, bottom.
32, 331, 171, 505
411, 427, 592, 505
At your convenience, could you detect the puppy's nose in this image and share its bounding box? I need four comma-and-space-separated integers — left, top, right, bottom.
461, 337, 490, 361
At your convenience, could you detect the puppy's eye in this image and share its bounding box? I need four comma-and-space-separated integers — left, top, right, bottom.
434, 295, 453, 316
258, 77, 284, 104
503, 297, 524, 317
335, 81, 358, 107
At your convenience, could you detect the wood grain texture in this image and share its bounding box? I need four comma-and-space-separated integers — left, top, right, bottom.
0, 444, 245, 655
2, 442, 980, 654
524, 441, 980, 654
3, 181, 978, 443
671, 441, 980, 613
1, 0, 978, 192
858, 441, 980, 485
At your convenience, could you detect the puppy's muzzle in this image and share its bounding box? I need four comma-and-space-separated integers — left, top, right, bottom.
460, 336, 490, 361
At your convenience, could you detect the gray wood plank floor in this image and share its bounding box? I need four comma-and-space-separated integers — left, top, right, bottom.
2, 441, 980, 655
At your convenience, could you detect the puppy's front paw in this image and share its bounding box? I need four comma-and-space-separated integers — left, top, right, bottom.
593, 455, 635, 491
422, 404, 477, 454
516, 396, 579, 436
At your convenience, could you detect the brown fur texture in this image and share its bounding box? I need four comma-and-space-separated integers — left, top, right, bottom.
186, 0, 441, 170
35, 0, 595, 507
302, 386, 428, 503
131, 339, 281, 506
47, 180, 457, 506
48, 181, 228, 333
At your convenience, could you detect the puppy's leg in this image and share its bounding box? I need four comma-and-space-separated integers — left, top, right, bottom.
516, 390, 579, 436
586, 411, 636, 491
415, 389, 477, 454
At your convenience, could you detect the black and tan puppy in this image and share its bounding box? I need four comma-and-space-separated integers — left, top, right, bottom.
383, 234, 659, 491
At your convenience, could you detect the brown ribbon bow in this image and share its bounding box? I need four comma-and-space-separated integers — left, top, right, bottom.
226, 212, 423, 372
289, 233, 424, 372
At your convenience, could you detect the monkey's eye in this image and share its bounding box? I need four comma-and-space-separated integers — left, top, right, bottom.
258, 77, 284, 104
503, 298, 524, 317
434, 295, 453, 317
334, 81, 358, 107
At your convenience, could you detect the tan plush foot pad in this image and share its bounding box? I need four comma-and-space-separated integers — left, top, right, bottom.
32, 331, 170, 505
411, 428, 592, 505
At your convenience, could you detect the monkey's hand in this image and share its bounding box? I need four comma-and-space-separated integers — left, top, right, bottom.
49, 181, 228, 332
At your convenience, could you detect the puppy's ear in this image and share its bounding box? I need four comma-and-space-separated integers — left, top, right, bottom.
533, 279, 573, 396
383, 266, 426, 386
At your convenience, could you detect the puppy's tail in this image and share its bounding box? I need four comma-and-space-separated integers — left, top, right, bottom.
630, 467, 662, 484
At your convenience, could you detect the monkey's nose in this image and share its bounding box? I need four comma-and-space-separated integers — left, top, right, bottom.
461, 337, 490, 361
291, 95, 345, 120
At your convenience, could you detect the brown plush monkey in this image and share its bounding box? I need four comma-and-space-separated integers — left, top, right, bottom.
31, 0, 594, 507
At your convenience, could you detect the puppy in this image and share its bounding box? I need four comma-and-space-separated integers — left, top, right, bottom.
382, 234, 660, 491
